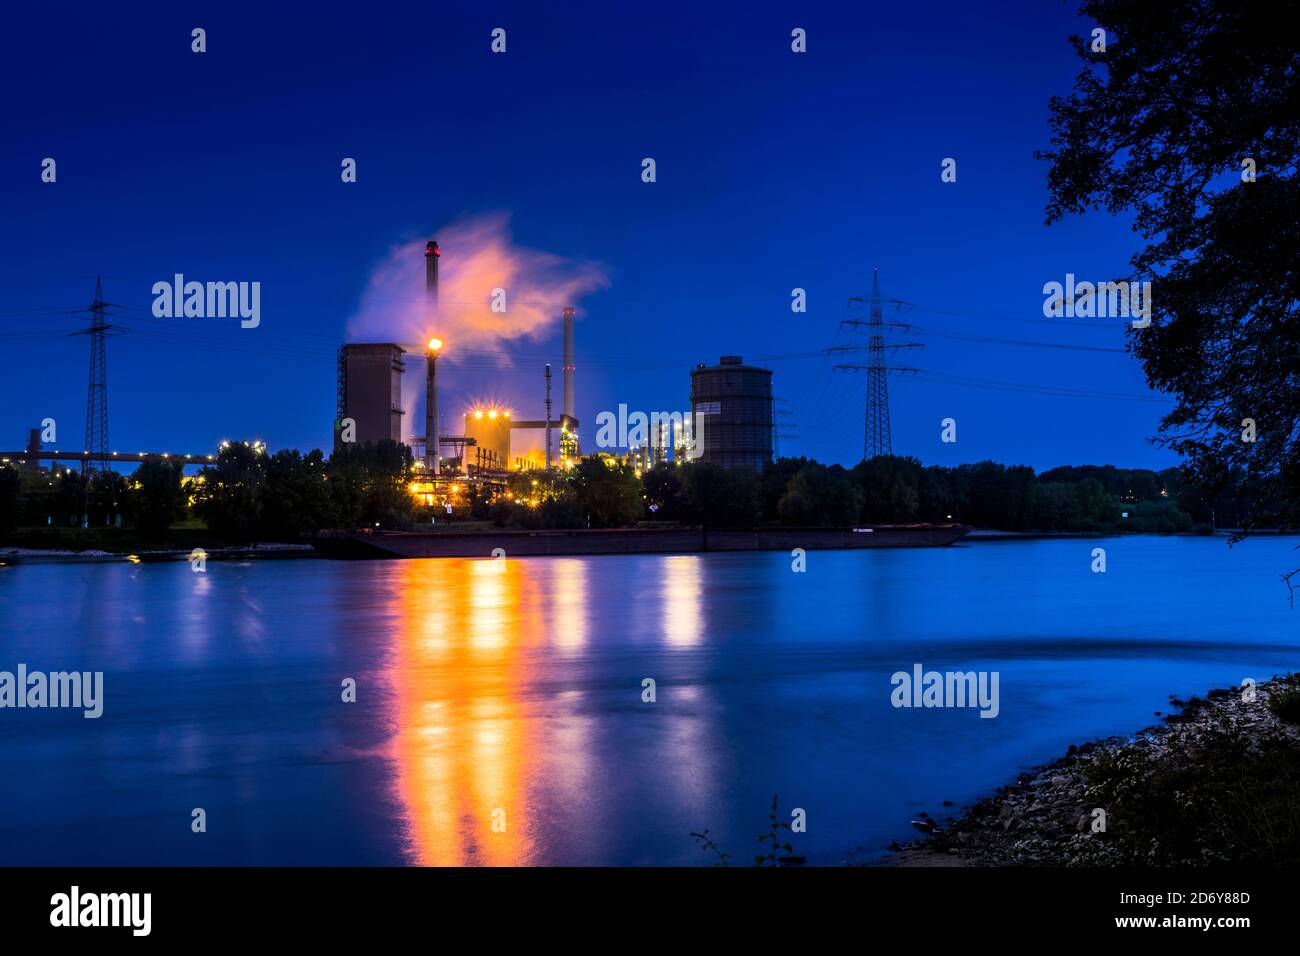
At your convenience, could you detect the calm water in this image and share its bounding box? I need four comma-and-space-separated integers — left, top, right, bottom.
1, 536, 1297, 866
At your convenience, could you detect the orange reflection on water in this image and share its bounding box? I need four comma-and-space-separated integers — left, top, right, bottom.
386, 558, 538, 865
384, 554, 603, 868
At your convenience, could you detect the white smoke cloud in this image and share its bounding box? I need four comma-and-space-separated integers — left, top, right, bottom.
345, 213, 608, 443
345, 212, 608, 359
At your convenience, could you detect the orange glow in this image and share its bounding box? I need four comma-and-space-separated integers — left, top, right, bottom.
385, 559, 539, 865
427, 337, 443, 352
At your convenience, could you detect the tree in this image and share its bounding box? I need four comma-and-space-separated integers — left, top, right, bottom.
957, 461, 1034, 530
642, 462, 686, 519
192, 442, 267, 541
51, 469, 87, 527
327, 440, 415, 530
0, 465, 21, 536
680, 462, 759, 528
777, 463, 863, 527
127, 459, 185, 536
572, 457, 643, 528
1038, 0, 1299, 531
758, 457, 809, 521
853, 456, 922, 523
261, 449, 335, 539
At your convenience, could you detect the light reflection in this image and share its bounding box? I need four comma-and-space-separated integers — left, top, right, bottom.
663, 555, 704, 647
468, 559, 513, 651
387, 559, 533, 865
384, 553, 714, 865
548, 559, 587, 650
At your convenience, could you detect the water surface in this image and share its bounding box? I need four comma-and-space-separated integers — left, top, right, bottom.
1, 536, 1296, 865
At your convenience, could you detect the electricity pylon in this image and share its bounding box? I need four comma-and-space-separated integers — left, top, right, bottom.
69, 276, 126, 519
836, 269, 922, 460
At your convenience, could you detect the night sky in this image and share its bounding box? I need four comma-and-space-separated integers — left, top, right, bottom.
0, 1, 1173, 471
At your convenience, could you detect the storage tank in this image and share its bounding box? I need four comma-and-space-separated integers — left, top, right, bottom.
689, 355, 773, 471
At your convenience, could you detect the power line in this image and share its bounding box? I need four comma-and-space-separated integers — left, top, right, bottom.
918, 370, 1173, 403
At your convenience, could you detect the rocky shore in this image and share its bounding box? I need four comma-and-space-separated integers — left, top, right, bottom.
890, 674, 1300, 866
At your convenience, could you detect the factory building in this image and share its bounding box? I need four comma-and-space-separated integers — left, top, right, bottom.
465, 408, 512, 472
336, 344, 406, 447
689, 355, 773, 471
335, 239, 587, 484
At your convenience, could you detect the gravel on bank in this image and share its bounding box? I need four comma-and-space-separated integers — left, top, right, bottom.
889, 674, 1300, 867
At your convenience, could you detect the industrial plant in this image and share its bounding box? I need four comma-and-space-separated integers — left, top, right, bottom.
332, 241, 779, 507
4, 243, 784, 519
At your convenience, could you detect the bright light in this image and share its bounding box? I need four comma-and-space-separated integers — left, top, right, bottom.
427, 337, 443, 351
503, 411, 510, 418
474, 410, 483, 420
488, 409, 498, 420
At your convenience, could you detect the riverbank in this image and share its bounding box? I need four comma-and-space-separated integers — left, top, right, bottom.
0, 543, 314, 565
889, 674, 1300, 866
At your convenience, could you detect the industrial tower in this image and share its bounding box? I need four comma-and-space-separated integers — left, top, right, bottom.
834, 270, 922, 461
70, 276, 124, 478
863, 270, 890, 458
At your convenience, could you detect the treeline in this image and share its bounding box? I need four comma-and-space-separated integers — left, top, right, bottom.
0, 441, 414, 543
0, 443, 1266, 545
459, 455, 1252, 534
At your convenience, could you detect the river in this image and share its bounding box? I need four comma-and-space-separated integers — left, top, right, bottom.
0, 535, 1296, 865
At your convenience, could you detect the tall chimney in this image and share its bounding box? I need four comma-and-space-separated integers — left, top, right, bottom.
425, 240, 441, 475
562, 306, 575, 420
425, 346, 439, 475
425, 240, 439, 303
545, 364, 553, 470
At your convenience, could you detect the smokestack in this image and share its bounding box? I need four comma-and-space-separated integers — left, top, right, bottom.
425, 240, 439, 303
562, 306, 575, 420
425, 340, 441, 475
424, 240, 442, 476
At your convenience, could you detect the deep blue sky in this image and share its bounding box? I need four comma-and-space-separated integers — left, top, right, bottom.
0, 0, 1176, 472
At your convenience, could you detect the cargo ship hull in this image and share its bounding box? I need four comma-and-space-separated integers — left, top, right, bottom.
312, 524, 970, 560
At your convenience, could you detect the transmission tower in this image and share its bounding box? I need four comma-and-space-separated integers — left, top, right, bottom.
836, 269, 923, 460
772, 396, 797, 459
69, 277, 126, 517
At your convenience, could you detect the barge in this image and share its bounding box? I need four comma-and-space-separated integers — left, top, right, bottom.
311, 523, 970, 559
